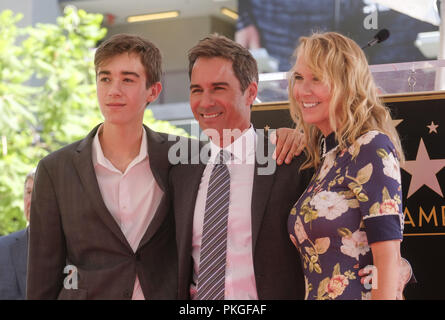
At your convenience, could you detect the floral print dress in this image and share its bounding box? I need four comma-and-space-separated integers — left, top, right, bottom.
288, 131, 404, 300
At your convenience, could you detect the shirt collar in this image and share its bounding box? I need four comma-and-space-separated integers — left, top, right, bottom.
92, 124, 148, 173
321, 131, 338, 158
208, 125, 256, 165
325, 132, 337, 153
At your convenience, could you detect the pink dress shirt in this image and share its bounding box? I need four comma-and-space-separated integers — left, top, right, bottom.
92, 125, 163, 300
191, 126, 258, 300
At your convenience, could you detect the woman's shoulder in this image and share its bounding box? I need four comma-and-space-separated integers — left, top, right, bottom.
341, 131, 400, 170
351, 130, 396, 155
356, 130, 393, 147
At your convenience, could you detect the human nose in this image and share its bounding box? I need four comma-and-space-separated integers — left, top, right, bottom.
108, 81, 122, 97
299, 79, 313, 96
293, 80, 310, 100
198, 91, 215, 108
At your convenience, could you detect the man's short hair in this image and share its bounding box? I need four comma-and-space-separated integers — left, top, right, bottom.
94, 33, 162, 88
188, 34, 258, 92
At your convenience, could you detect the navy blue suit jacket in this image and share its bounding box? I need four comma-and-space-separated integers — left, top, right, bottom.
0, 228, 28, 300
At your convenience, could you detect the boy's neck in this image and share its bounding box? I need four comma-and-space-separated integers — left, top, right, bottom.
98, 122, 144, 173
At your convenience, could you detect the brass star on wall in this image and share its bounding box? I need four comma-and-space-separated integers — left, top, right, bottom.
427, 121, 439, 134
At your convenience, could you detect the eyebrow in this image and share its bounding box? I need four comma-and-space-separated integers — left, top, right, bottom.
212, 82, 229, 87
190, 84, 201, 90
98, 71, 140, 77
122, 71, 140, 78
189, 82, 229, 90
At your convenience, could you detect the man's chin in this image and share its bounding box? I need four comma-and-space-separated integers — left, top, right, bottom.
201, 127, 223, 140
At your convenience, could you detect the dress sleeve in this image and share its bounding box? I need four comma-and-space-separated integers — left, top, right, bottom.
346, 132, 403, 244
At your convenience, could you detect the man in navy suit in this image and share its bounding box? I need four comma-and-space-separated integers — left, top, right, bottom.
0, 169, 35, 300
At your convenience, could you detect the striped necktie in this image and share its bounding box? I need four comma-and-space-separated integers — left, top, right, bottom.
196, 150, 231, 300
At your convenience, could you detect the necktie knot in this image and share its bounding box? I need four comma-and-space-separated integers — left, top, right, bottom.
217, 150, 232, 165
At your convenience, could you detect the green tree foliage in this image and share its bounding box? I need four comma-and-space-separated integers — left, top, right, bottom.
0, 7, 189, 235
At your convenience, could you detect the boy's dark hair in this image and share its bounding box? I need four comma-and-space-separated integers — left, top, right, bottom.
94, 33, 162, 88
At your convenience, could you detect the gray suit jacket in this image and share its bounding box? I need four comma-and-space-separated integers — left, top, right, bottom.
27, 124, 177, 300
171, 133, 311, 299
0, 228, 28, 300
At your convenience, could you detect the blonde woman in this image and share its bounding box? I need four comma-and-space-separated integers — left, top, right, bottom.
287, 32, 405, 300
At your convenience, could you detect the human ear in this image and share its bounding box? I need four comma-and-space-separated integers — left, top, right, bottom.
147, 82, 162, 103
245, 82, 258, 106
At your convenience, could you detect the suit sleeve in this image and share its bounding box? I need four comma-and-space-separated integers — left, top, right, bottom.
27, 160, 66, 299
295, 154, 313, 196
0, 237, 16, 299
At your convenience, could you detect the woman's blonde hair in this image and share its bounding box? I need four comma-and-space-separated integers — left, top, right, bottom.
288, 32, 404, 170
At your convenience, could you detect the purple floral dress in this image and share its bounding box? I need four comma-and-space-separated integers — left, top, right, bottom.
288, 131, 404, 300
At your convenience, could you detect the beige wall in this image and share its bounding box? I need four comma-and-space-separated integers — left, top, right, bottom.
107, 15, 235, 72
107, 16, 235, 103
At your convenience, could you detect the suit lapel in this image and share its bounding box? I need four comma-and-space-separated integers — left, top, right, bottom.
175, 159, 205, 296
144, 125, 169, 192
251, 133, 276, 252
73, 125, 132, 251
10, 229, 28, 297
138, 126, 170, 248
175, 163, 206, 252
172, 141, 206, 263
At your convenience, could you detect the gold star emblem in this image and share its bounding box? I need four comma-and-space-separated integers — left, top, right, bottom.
264, 125, 270, 132
427, 121, 439, 134
402, 138, 445, 198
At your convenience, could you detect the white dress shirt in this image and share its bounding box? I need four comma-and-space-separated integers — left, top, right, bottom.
191, 126, 258, 300
92, 125, 163, 300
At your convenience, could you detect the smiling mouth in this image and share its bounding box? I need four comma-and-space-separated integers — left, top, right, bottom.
201, 112, 222, 119
302, 102, 320, 108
